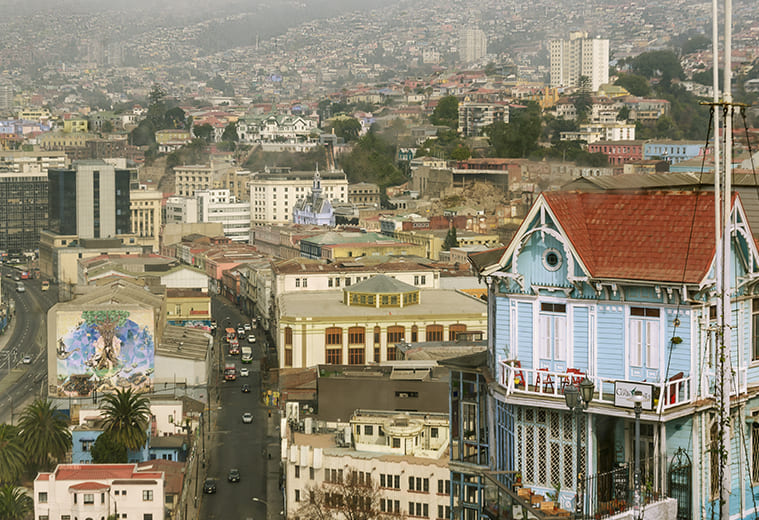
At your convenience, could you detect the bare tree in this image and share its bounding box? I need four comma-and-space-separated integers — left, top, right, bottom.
293, 468, 405, 520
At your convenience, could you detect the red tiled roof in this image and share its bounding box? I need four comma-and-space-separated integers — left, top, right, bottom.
542, 191, 730, 283
36, 473, 51, 481
55, 464, 137, 481
69, 481, 111, 491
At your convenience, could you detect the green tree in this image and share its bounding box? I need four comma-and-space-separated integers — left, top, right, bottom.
193, 123, 215, 143
0, 485, 33, 520
331, 117, 362, 142
221, 121, 239, 143
485, 102, 543, 158
163, 107, 187, 129
614, 74, 651, 97
91, 431, 128, 463
101, 120, 114, 133
82, 310, 130, 371
338, 131, 405, 198
630, 50, 684, 87
450, 145, 471, 160
18, 400, 71, 471
129, 119, 157, 147
617, 106, 630, 121
430, 95, 459, 128
573, 76, 592, 123
0, 425, 26, 484
100, 389, 151, 452
442, 226, 460, 251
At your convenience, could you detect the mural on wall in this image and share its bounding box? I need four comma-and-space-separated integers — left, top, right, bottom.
55, 309, 154, 397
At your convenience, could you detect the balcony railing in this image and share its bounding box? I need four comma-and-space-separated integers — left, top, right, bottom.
498, 361, 695, 412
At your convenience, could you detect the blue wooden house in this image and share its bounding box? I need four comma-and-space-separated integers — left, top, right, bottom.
461, 190, 759, 520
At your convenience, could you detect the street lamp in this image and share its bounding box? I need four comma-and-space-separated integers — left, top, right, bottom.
564, 376, 595, 520
631, 390, 645, 520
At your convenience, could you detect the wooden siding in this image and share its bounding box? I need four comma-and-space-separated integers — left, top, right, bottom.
517, 301, 534, 369
495, 297, 511, 359
597, 305, 625, 380
572, 305, 590, 372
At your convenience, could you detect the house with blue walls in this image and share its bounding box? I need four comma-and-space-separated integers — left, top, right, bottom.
643, 140, 708, 165
460, 190, 759, 520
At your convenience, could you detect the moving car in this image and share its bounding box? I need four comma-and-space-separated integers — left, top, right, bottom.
244, 323, 251, 332
22, 355, 31, 364
241, 384, 250, 393
242, 412, 253, 423
203, 478, 217, 494
247, 334, 256, 343
16, 283, 25, 293
237, 326, 245, 336
227, 468, 240, 482
41, 281, 49, 291
240, 367, 249, 377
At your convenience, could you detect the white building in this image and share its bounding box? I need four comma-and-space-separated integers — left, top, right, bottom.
250, 167, 348, 226
283, 410, 451, 520
458, 102, 509, 137
195, 189, 251, 242
459, 27, 487, 63
130, 189, 163, 252
549, 31, 609, 91
34, 463, 165, 520
560, 122, 636, 143
165, 190, 251, 243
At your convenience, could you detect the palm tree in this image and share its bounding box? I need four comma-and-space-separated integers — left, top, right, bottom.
100, 389, 151, 451
0, 424, 26, 484
17, 400, 71, 471
0, 484, 33, 520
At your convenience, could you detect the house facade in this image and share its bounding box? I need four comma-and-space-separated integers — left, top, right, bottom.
462, 191, 759, 520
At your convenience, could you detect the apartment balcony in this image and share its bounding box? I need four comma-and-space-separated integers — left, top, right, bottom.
498, 360, 749, 417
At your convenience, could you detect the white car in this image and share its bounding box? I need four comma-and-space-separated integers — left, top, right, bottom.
242, 412, 253, 424
244, 323, 251, 332
240, 368, 249, 377
22, 355, 32, 364
247, 335, 256, 343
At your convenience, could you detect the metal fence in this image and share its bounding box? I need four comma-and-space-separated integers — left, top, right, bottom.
583, 455, 667, 519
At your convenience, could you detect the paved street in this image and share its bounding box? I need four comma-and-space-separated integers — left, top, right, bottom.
198, 296, 271, 520
0, 267, 57, 425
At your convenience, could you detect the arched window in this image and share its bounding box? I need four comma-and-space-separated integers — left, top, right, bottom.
387, 326, 405, 361
449, 324, 467, 341
348, 326, 365, 365
284, 326, 293, 366
373, 326, 381, 362
426, 324, 443, 342
411, 325, 418, 342
284, 327, 293, 346
325, 327, 342, 364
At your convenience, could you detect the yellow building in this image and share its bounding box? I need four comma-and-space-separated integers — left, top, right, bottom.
38, 132, 94, 151
277, 275, 487, 368
63, 119, 89, 133
392, 229, 500, 260
166, 288, 211, 326
18, 107, 51, 122
130, 189, 163, 252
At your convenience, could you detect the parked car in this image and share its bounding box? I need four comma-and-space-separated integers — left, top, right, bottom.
228, 468, 240, 482
203, 478, 217, 494
242, 412, 253, 423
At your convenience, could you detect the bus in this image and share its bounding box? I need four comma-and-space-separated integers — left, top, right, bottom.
241, 346, 253, 363
225, 328, 236, 343
224, 363, 237, 381
229, 339, 240, 355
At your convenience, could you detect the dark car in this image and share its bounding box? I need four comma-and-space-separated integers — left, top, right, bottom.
203, 478, 217, 494
241, 384, 250, 393
228, 468, 241, 482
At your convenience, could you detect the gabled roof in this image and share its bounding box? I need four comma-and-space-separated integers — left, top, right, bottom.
538, 191, 725, 283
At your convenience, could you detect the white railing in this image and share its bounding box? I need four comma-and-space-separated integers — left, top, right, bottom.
498, 361, 694, 411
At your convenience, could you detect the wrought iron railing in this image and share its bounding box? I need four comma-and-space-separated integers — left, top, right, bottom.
583, 455, 667, 519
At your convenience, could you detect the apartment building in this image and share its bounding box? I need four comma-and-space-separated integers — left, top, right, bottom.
549, 31, 609, 91
250, 167, 348, 226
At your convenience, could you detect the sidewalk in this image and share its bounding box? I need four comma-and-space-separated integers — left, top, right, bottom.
266, 405, 283, 520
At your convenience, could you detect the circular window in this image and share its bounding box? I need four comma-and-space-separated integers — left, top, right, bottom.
542, 248, 562, 272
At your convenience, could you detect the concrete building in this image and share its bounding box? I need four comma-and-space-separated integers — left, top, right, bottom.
283, 409, 451, 520
196, 189, 251, 242
0, 170, 48, 253
173, 160, 250, 201
348, 182, 380, 207
130, 189, 162, 252
250, 167, 348, 226
0, 149, 67, 173
458, 102, 508, 137
277, 274, 487, 368
34, 464, 165, 520
549, 31, 609, 91
459, 27, 487, 63
48, 160, 131, 240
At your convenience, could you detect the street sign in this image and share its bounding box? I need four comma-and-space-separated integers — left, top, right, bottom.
614, 381, 654, 410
